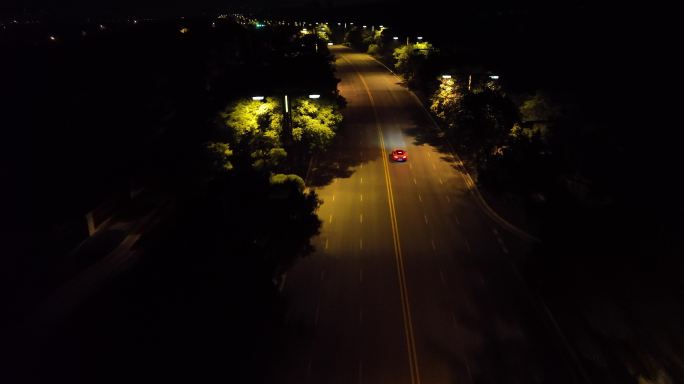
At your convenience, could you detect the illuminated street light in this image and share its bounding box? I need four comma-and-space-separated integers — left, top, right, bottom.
441, 75, 452, 79
327, 42, 333, 46
489, 75, 500, 79
417, 36, 423, 40
393, 36, 399, 40
252, 96, 265, 101
309, 94, 321, 99
49, 35, 56, 41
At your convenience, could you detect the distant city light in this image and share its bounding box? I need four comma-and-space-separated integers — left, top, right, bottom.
363, 25, 367, 28
309, 94, 321, 99
99, 24, 105, 30
252, 96, 265, 101
337, 23, 341, 26
49, 35, 56, 41
327, 42, 333, 46
179, 27, 189, 34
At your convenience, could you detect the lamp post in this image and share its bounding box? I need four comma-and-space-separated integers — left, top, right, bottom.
251, 93, 323, 144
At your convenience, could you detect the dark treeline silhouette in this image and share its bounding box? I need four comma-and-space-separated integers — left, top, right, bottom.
270, 2, 682, 382
2, 16, 341, 383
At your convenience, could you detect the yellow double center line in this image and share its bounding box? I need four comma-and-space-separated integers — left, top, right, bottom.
345, 56, 421, 384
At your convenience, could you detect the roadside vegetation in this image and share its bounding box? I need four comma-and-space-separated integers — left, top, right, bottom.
343, 15, 682, 384
5, 15, 343, 383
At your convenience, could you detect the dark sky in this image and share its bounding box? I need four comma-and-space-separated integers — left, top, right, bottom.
1, 0, 390, 18
2, 0, 552, 19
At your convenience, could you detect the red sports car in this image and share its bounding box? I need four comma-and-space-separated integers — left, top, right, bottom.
391, 149, 408, 162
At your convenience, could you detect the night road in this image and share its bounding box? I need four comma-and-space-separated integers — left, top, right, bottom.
263, 46, 583, 384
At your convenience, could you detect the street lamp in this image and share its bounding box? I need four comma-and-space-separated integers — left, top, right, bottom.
489, 75, 500, 80
441, 75, 452, 79
327, 42, 333, 46
417, 36, 423, 40
308, 94, 321, 99
252, 96, 265, 101
393, 36, 399, 40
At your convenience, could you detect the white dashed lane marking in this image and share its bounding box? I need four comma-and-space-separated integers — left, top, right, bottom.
492, 227, 510, 254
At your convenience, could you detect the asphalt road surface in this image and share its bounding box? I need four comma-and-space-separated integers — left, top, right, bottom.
262, 46, 581, 384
